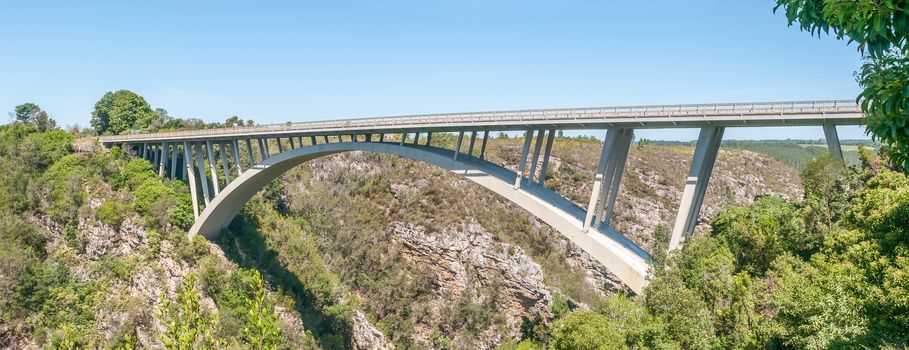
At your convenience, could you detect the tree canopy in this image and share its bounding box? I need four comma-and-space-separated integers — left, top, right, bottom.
774, 0, 909, 171
90, 90, 159, 135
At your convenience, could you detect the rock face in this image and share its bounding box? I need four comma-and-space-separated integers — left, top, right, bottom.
352, 310, 394, 350
389, 220, 553, 347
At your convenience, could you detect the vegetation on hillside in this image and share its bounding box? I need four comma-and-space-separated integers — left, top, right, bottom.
502, 152, 909, 349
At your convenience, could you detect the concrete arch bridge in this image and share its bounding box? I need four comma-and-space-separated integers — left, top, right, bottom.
100, 100, 863, 293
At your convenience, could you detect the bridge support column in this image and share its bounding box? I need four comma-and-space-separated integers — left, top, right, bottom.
219, 142, 231, 184
159, 142, 168, 177
479, 131, 489, 159
528, 130, 546, 182
141, 143, 148, 159
823, 123, 843, 160
232, 140, 243, 175
413, 132, 420, 145
151, 145, 159, 168
206, 141, 221, 195
183, 142, 199, 218
246, 140, 255, 168
467, 131, 477, 158
669, 126, 724, 250
379, 134, 385, 143
453, 131, 464, 160
323, 135, 329, 144
276, 138, 284, 153
311, 136, 317, 145
400, 133, 406, 146
170, 144, 179, 180
194, 143, 212, 204
514, 130, 534, 189
425, 132, 432, 146
289, 137, 296, 149
259, 139, 269, 159
538, 129, 555, 185
584, 129, 619, 230
598, 129, 633, 227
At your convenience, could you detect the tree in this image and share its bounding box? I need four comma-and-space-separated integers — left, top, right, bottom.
12, 103, 56, 132
157, 275, 223, 350
91, 90, 159, 135
774, 1, 909, 172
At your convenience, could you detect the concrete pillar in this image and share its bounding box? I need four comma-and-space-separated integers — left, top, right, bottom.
379, 134, 385, 142
276, 138, 284, 153
400, 133, 406, 146
298, 136, 305, 146
246, 140, 255, 168
425, 132, 432, 146
413, 132, 421, 145
323, 135, 329, 144
232, 140, 243, 175
141, 143, 148, 159
584, 129, 618, 230
169, 144, 179, 180
823, 123, 844, 160
311, 136, 317, 145
194, 143, 211, 204
453, 131, 465, 160
260, 138, 269, 158
205, 141, 221, 195
479, 131, 489, 159
601, 129, 633, 226
151, 145, 159, 168
219, 142, 231, 184
467, 131, 477, 158
159, 142, 168, 177
514, 130, 534, 189
289, 137, 296, 149
183, 142, 200, 218
527, 130, 546, 182
669, 126, 724, 250
538, 130, 555, 185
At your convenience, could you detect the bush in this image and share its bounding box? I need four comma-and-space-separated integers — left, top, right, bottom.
97, 199, 129, 229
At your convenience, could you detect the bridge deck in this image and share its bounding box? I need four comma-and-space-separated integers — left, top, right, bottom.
100, 100, 862, 144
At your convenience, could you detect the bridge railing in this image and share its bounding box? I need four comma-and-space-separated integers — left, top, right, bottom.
101, 100, 860, 142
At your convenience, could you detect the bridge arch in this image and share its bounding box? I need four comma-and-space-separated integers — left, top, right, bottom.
188, 141, 651, 293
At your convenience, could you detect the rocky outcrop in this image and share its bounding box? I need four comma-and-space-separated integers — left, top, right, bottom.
352, 310, 394, 350
389, 219, 553, 346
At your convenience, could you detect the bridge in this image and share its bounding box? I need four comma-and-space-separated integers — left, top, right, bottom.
99, 100, 863, 293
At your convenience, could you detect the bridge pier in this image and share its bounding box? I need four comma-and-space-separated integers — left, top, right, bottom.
823, 123, 843, 160
596, 129, 633, 227
232, 140, 243, 175
183, 142, 199, 218
538, 129, 555, 185
514, 130, 534, 189
205, 141, 221, 195
194, 143, 212, 204
479, 131, 489, 159
170, 144, 178, 180
219, 142, 231, 184
425, 132, 432, 146
453, 131, 464, 160
669, 126, 724, 250
467, 131, 477, 158
528, 130, 546, 182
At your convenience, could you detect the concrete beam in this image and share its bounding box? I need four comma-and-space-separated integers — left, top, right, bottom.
584, 129, 618, 230
169, 143, 179, 180
823, 123, 844, 160
219, 142, 231, 184
453, 131, 464, 160
514, 130, 534, 189
669, 126, 724, 250
194, 143, 212, 204
466, 131, 477, 158
159, 142, 168, 177
206, 140, 221, 195
479, 131, 489, 159
232, 140, 243, 175
183, 142, 199, 218
528, 129, 546, 182
538, 129, 555, 185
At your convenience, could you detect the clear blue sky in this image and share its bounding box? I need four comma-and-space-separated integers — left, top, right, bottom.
0, 1, 869, 140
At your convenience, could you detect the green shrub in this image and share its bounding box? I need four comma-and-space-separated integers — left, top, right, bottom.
98, 199, 129, 229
